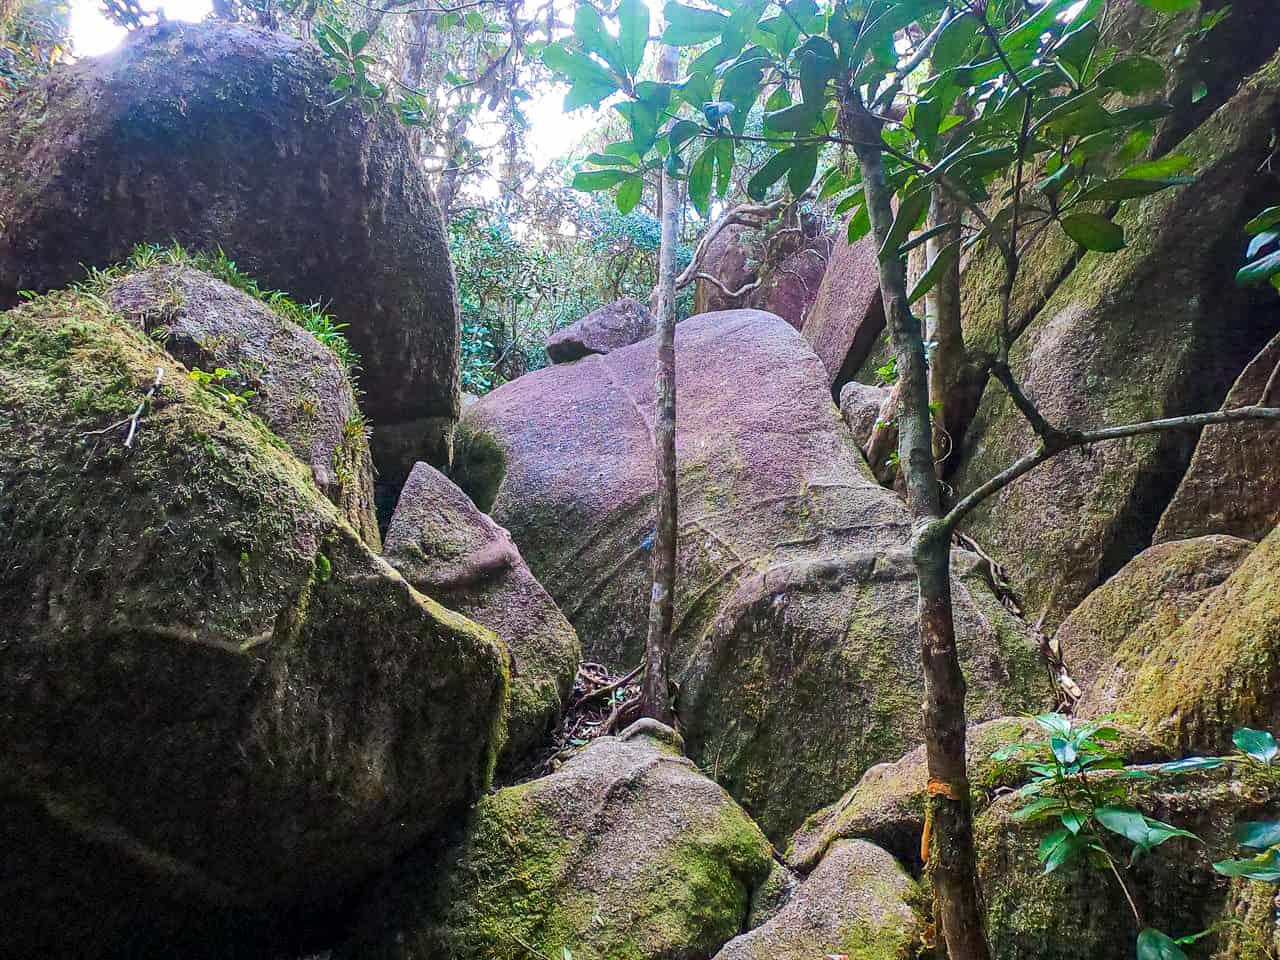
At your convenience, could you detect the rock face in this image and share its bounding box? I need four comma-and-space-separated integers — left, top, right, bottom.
839, 381, 890, 451
0, 21, 460, 481
950, 50, 1280, 631
1155, 333, 1280, 544
384, 461, 580, 767
545, 296, 655, 363
1059, 535, 1254, 703
0, 288, 507, 956
462, 308, 1049, 839
338, 722, 775, 960
108, 265, 380, 546
1084, 521, 1280, 752
800, 231, 885, 395
713, 840, 923, 960
978, 767, 1279, 960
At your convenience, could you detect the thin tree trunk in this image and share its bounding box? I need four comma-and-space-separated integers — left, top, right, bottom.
847, 101, 990, 960
640, 43, 681, 726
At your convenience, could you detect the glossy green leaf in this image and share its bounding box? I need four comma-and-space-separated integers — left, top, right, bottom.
846, 203, 871, 243
786, 144, 819, 196
1159, 756, 1224, 773
543, 44, 620, 110
1213, 849, 1280, 881
1248, 230, 1280, 258
617, 0, 649, 76
576, 5, 627, 75
746, 148, 796, 201
662, 2, 729, 46
763, 102, 822, 133
1234, 727, 1279, 763
572, 168, 632, 191
1235, 821, 1280, 850
688, 144, 716, 215
1245, 206, 1280, 235
1136, 928, 1190, 960
1122, 155, 1193, 179
878, 187, 930, 262
1097, 56, 1166, 94
1077, 177, 1193, 203
667, 119, 702, 152
714, 137, 735, 197
908, 239, 959, 304
1062, 212, 1125, 252
615, 175, 643, 214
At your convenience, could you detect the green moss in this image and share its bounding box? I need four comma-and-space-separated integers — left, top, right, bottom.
451, 421, 507, 512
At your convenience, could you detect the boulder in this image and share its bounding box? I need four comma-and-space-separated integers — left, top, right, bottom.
1155, 332, 1280, 544
337, 722, 775, 960
695, 223, 765, 315
977, 766, 1280, 960
839, 380, 891, 450
384, 461, 580, 768
713, 840, 923, 960
545, 297, 655, 363
0, 20, 460, 481
461, 308, 1049, 839
1059, 536, 1254, 704
107, 264, 380, 547
950, 50, 1280, 631
0, 288, 507, 956
800, 231, 885, 394
1083, 521, 1280, 753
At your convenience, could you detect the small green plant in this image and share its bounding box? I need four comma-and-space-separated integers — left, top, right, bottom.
1212, 729, 1280, 882
1238, 203, 1280, 293
189, 366, 254, 414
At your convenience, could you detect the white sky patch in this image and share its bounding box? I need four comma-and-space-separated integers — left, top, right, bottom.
70, 0, 212, 56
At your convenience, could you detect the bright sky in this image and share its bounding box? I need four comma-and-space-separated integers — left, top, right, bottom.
67, 0, 616, 169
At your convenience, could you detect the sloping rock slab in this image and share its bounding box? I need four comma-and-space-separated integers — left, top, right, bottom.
546, 297, 656, 363
801, 232, 885, 394
462, 309, 1048, 838
337, 722, 774, 960
0, 20, 460, 480
384, 461, 580, 768
109, 265, 380, 546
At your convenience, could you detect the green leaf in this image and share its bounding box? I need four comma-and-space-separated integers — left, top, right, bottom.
667, 119, 702, 152
849, 0, 947, 73
542, 44, 620, 110
908, 239, 960, 304
1094, 806, 1150, 846
1062, 213, 1125, 252
1040, 92, 1115, 138
464, 10, 485, 32
715, 137, 735, 197
575, 4, 626, 75
1235, 821, 1280, 850
1159, 756, 1224, 773
618, 0, 650, 76
1245, 206, 1280, 235
1051, 736, 1078, 766
688, 145, 716, 215
746, 149, 796, 201
846, 203, 871, 243
1122, 155, 1193, 179
1234, 727, 1280, 763
615, 175, 643, 215
1096, 56, 1166, 95
572, 168, 632, 191
878, 187, 930, 262
1132, 0, 1198, 10
662, 2, 729, 46
1034, 713, 1073, 737
1136, 928, 1190, 960
1248, 230, 1280, 258
763, 102, 822, 133
1077, 177, 1194, 203
1039, 827, 1081, 873
349, 29, 370, 54
1213, 849, 1280, 881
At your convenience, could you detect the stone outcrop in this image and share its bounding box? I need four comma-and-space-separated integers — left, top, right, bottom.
713, 840, 923, 960
384, 461, 580, 768
799, 231, 885, 395
0, 20, 460, 481
462, 308, 1049, 839
950, 50, 1280, 631
0, 288, 507, 956
108, 265, 380, 546
839, 380, 890, 451
545, 296, 655, 362
338, 722, 774, 960
1155, 332, 1280, 544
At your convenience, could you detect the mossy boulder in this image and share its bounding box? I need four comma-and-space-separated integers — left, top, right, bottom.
0, 289, 507, 955
384, 461, 580, 770
1086, 521, 1280, 752
950, 49, 1280, 631
1060, 535, 1255, 705
0, 20, 460, 480
714, 840, 923, 960
108, 264, 380, 546
977, 766, 1280, 960
461, 309, 1050, 839
337, 722, 775, 960
546, 297, 655, 363
1155, 332, 1280, 544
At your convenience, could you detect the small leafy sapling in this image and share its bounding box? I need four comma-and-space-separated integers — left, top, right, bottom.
1211, 728, 1280, 882
189, 366, 254, 413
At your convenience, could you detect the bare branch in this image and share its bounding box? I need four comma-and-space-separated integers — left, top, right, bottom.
670, 198, 787, 291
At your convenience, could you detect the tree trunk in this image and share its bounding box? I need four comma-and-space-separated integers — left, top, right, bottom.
847, 101, 990, 960
639, 43, 681, 726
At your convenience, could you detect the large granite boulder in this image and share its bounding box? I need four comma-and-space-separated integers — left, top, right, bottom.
461, 308, 1049, 839
800, 231, 885, 394
0, 20, 460, 481
713, 840, 923, 960
950, 50, 1280, 631
1059, 535, 1254, 703
384, 461, 580, 768
1155, 332, 1280, 544
0, 288, 507, 956
338, 722, 775, 960
107, 264, 380, 547
545, 296, 655, 363
839, 380, 891, 451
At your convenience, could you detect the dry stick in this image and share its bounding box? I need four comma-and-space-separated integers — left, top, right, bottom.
576, 663, 644, 707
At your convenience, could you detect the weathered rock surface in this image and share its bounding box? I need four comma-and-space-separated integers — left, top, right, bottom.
1084, 521, 1280, 752
839, 380, 890, 451
108, 265, 380, 546
714, 840, 923, 960
1060, 535, 1254, 704
384, 461, 580, 768
1155, 333, 1280, 544
338, 722, 774, 960
951, 50, 1280, 631
462, 308, 1049, 839
0, 289, 506, 956
545, 296, 655, 363
978, 767, 1279, 960
0, 20, 460, 481
800, 231, 884, 395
